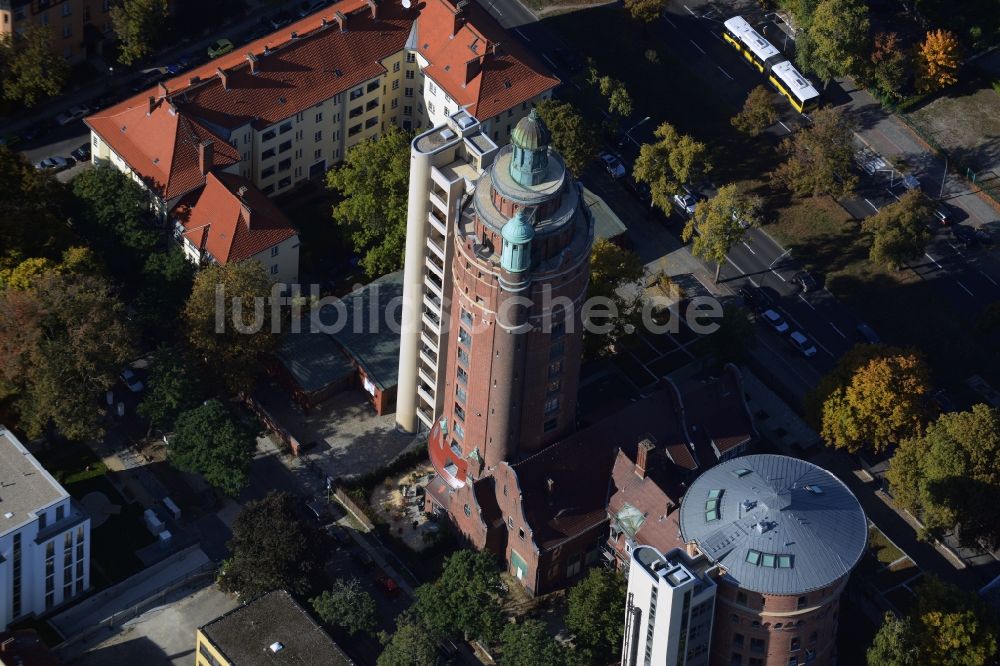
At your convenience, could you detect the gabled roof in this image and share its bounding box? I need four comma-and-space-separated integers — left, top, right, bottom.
679, 364, 755, 464
416, 0, 559, 120
176, 172, 297, 263
608, 449, 686, 554
84, 98, 240, 200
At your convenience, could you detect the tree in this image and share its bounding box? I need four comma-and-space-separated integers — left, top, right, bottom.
311, 578, 378, 636
133, 248, 197, 336
137, 347, 207, 431
867, 614, 918, 666
0, 26, 68, 106
565, 568, 627, 664
682, 183, 763, 282
870, 32, 909, 101
111, 0, 169, 65
633, 122, 712, 217
731, 86, 779, 137
327, 125, 410, 276
500, 618, 567, 666
598, 76, 632, 118
0, 272, 134, 439
218, 491, 327, 598
805, 343, 901, 427
535, 100, 599, 175
585, 238, 645, 356
184, 261, 276, 394
807, 0, 871, 81
861, 190, 932, 270
771, 107, 857, 197
916, 29, 961, 93
623, 0, 665, 24
168, 400, 256, 496
867, 577, 999, 666
0, 147, 72, 269
377, 614, 438, 666
0, 246, 100, 291
887, 404, 1000, 548
820, 353, 930, 453
413, 549, 504, 642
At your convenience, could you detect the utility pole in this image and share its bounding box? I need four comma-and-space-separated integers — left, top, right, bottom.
621, 116, 651, 148
769, 247, 792, 269
939, 156, 948, 199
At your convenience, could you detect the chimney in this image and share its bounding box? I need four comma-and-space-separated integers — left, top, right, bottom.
334, 10, 347, 31
147, 95, 155, 115
635, 439, 654, 479
452, 0, 468, 35
198, 140, 214, 176
158, 82, 168, 98
247, 52, 258, 74
217, 67, 228, 90
366, 0, 378, 19
464, 56, 482, 84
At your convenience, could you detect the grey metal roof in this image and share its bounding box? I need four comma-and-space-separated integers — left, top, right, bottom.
678, 454, 867, 596
0, 428, 69, 537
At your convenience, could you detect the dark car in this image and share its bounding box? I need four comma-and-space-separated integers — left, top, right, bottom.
70, 142, 91, 162
952, 224, 980, 248
974, 227, 994, 247
166, 54, 196, 75
376, 574, 401, 598
738, 285, 768, 311
131, 69, 165, 93
303, 499, 332, 525
791, 270, 819, 292
855, 323, 880, 345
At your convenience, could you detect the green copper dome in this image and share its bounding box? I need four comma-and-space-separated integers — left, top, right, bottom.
510, 108, 551, 151
500, 209, 534, 273
509, 108, 551, 187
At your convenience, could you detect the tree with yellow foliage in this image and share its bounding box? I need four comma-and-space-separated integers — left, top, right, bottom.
623, 0, 665, 23
820, 352, 930, 453
916, 29, 961, 93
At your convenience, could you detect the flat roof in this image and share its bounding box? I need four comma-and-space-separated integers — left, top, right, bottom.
199, 590, 353, 666
276, 322, 355, 393
0, 428, 69, 536
582, 186, 628, 242
678, 454, 867, 596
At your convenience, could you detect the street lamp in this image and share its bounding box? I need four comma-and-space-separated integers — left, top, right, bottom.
620, 116, 651, 148
769, 247, 792, 269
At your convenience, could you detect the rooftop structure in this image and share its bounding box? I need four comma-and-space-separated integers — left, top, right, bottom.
678, 454, 867, 596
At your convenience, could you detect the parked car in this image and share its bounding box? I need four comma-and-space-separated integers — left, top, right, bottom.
131, 69, 166, 93
933, 206, 953, 226
55, 105, 91, 126
974, 227, 993, 246
789, 330, 818, 357
599, 152, 626, 179
738, 285, 768, 311
34, 156, 70, 172
303, 499, 332, 525
761, 308, 789, 334
119, 368, 144, 392
297, 0, 327, 17
855, 323, 880, 345
70, 142, 92, 162
376, 574, 401, 598
267, 10, 294, 30
207, 38, 235, 59
952, 224, 980, 249
672, 192, 697, 216
791, 270, 819, 293
166, 53, 197, 75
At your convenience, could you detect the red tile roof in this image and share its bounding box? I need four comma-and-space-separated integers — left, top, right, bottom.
85, 98, 240, 200
175, 172, 297, 263
608, 449, 687, 554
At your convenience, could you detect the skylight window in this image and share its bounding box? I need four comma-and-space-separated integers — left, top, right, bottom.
745, 549, 761, 565
777, 555, 793, 568
705, 499, 719, 512
761, 553, 776, 568
732, 468, 752, 478
707, 489, 723, 499
805, 485, 823, 494
705, 509, 719, 522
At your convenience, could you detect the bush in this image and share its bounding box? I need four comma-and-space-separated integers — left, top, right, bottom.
992, 80, 1000, 96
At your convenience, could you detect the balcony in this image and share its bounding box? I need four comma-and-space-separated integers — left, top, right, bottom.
420, 330, 438, 352
425, 255, 444, 279
418, 366, 435, 388
417, 383, 435, 406
428, 209, 447, 236
422, 310, 441, 331
428, 189, 448, 215
426, 236, 445, 262
416, 406, 434, 429
424, 272, 443, 297
419, 348, 437, 370
423, 293, 442, 315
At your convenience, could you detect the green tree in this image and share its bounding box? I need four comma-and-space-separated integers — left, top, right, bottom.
0, 26, 68, 106
0, 146, 72, 269
807, 0, 871, 81
805, 343, 900, 427
565, 568, 627, 664
623, 0, 665, 23
218, 491, 327, 598
111, 0, 169, 65
731, 85, 779, 137
184, 261, 276, 394
413, 549, 503, 641
585, 238, 645, 356
633, 122, 712, 217
887, 404, 1000, 548
0, 246, 99, 291
861, 190, 932, 270
0, 272, 134, 439
500, 618, 567, 666
535, 99, 599, 175
867, 613, 918, 666
137, 347, 207, 431
598, 76, 632, 118
771, 107, 857, 197
870, 32, 909, 101
133, 248, 197, 335
327, 125, 410, 277
311, 578, 378, 636
377, 614, 438, 666
168, 400, 256, 496
820, 353, 930, 453
682, 183, 763, 281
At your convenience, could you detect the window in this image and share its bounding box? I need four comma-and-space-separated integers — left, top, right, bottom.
271, 265, 279, 275
464, 504, 471, 517
278, 176, 291, 188
551, 320, 565, 339
262, 184, 275, 195
393, 61, 400, 72
404, 87, 414, 97
403, 105, 413, 116
62, 23, 72, 38
456, 386, 467, 403
39, 512, 47, 530
279, 121, 293, 134
549, 340, 564, 359
544, 418, 557, 432
262, 129, 276, 142
544, 397, 559, 415
365, 117, 378, 129
349, 106, 363, 118
460, 309, 473, 326
457, 366, 468, 384
278, 158, 291, 172
549, 360, 562, 376
788, 659, 798, 666
737, 591, 748, 606
349, 87, 364, 100
315, 112, 323, 122
457, 348, 469, 365
392, 79, 399, 90
261, 166, 275, 178
56, 505, 65, 521
428, 81, 438, 94
63, 3, 72, 16
750, 638, 765, 654
406, 52, 416, 63
427, 102, 435, 114
798, 596, 807, 609
271, 246, 279, 257
733, 634, 745, 648
804, 649, 815, 663
262, 148, 275, 159
547, 379, 560, 394
458, 328, 471, 346
348, 123, 362, 136
518, 528, 524, 540
791, 637, 801, 651
405, 69, 414, 80
314, 131, 322, 142
730, 655, 742, 666
454, 422, 464, 440
314, 149, 322, 159
278, 140, 292, 154
454, 403, 465, 421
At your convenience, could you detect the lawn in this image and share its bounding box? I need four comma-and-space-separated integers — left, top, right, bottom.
868, 525, 904, 566
35, 440, 108, 488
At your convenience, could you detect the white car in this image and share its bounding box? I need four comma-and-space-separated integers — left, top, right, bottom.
599, 152, 626, 179
34, 156, 70, 172
673, 193, 697, 216
761, 308, 789, 335
789, 330, 818, 357
120, 368, 145, 393
55, 105, 91, 126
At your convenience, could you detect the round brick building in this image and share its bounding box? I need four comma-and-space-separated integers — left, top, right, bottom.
678, 455, 867, 666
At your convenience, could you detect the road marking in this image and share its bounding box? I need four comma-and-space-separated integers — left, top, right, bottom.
717, 66, 734, 80
726, 256, 747, 275
542, 53, 557, 69
684, 4, 697, 16
777, 120, 791, 134
742, 241, 756, 255
770, 268, 787, 282
947, 241, 962, 254
924, 252, 942, 269
830, 322, 847, 338
864, 198, 879, 212
956, 281, 974, 297
749, 277, 759, 287
776, 307, 834, 357
798, 294, 816, 310
981, 271, 999, 287
689, 40, 706, 54
664, 16, 677, 28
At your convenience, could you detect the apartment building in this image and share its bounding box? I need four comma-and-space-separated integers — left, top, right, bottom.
622, 546, 718, 666
0, 427, 91, 630
0, 0, 115, 64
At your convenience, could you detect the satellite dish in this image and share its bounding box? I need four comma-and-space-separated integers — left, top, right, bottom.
402, 0, 411, 8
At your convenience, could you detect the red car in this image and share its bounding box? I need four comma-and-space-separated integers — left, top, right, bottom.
375, 574, 400, 598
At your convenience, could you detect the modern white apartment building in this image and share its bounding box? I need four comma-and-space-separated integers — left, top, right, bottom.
396, 109, 498, 433
622, 546, 717, 666
0, 428, 91, 630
